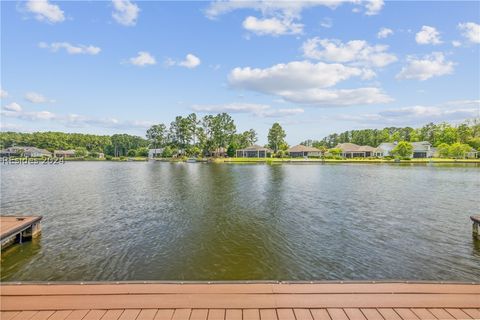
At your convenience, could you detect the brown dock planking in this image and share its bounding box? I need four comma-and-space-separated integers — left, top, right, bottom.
1, 282, 479, 319
0, 216, 42, 239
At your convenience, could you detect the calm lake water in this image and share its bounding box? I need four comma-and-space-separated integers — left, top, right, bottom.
1, 161, 479, 281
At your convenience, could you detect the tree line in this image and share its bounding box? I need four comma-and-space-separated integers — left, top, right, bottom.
301, 119, 480, 150
1, 116, 478, 158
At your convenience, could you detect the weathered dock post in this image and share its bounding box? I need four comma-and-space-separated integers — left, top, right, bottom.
471, 215, 480, 240
0, 216, 42, 249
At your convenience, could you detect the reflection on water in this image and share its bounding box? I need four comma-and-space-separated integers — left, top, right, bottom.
1, 162, 479, 281
1, 237, 42, 279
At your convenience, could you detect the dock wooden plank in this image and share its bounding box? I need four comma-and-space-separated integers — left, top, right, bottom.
293, 309, 313, 320
0, 311, 19, 320
190, 309, 209, 320
64, 310, 89, 320
3, 283, 478, 296
136, 309, 158, 320
243, 309, 260, 320
428, 308, 454, 319
344, 308, 367, 320
444, 309, 472, 319
153, 309, 174, 320
225, 309, 242, 320
171, 309, 191, 320
377, 308, 402, 320
276, 309, 295, 320
326, 309, 348, 320
310, 309, 332, 320
360, 309, 384, 320
100, 310, 123, 320
11, 311, 38, 320
259, 309, 277, 320
83, 310, 107, 320
394, 309, 419, 320
462, 309, 480, 319
118, 309, 140, 320
207, 309, 225, 320
47, 310, 73, 320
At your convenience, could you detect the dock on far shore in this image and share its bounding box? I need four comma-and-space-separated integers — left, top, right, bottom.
0, 215, 42, 250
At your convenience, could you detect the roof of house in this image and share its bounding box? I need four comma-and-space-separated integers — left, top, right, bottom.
378, 141, 432, 152
287, 145, 321, 153
335, 143, 378, 152
2, 146, 51, 155
237, 145, 272, 152
54, 149, 76, 154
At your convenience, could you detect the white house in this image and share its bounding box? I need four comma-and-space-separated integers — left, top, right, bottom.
148, 148, 164, 159
377, 141, 435, 158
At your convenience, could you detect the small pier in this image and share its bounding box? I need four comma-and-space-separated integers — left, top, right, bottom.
0, 216, 42, 250
472, 215, 480, 240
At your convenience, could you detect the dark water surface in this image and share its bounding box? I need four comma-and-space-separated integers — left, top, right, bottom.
1, 162, 479, 281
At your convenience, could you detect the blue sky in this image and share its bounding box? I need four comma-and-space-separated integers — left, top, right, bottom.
1, 0, 479, 144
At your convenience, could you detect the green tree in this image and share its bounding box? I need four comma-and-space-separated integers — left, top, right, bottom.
136, 147, 149, 157
127, 149, 136, 157
436, 143, 450, 158
268, 122, 286, 153
162, 146, 173, 157
74, 147, 88, 157
329, 148, 342, 156
146, 124, 167, 149
391, 141, 413, 158
449, 143, 472, 159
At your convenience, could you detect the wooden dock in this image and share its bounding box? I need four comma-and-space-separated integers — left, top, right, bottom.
1, 282, 479, 319
472, 215, 480, 240
0, 216, 42, 249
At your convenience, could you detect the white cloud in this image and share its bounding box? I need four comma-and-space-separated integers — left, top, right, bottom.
205, 1, 384, 37
25, 0, 65, 23
25, 92, 54, 103
205, 1, 384, 19
39, 42, 101, 55
129, 51, 156, 66
302, 38, 397, 68
112, 0, 140, 26
452, 40, 462, 47
279, 87, 392, 106
396, 52, 454, 81
458, 22, 480, 44
364, 0, 384, 15
0, 88, 8, 99
338, 100, 480, 125
320, 17, 333, 28
179, 54, 201, 68
1, 108, 153, 130
228, 60, 392, 106
242, 16, 303, 35
4, 103, 22, 112
415, 26, 442, 45
166, 54, 201, 69
229, 60, 365, 91
377, 27, 393, 39
192, 103, 304, 118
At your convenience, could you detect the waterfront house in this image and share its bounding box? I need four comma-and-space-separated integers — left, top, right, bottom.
335, 143, 381, 158
148, 148, 164, 159
54, 150, 76, 158
236, 145, 272, 158
209, 147, 227, 158
287, 145, 322, 157
0, 146, 51, 158
377, 141, 434, 158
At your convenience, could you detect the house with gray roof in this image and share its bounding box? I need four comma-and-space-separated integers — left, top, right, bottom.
0, 146, 52, 158
287, 145, 322, 157
377, 141, 434, 158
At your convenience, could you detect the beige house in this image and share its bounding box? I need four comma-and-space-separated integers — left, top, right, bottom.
54, 150, 76, 158
335, 143, 382, 158
287, 145, 322, 157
